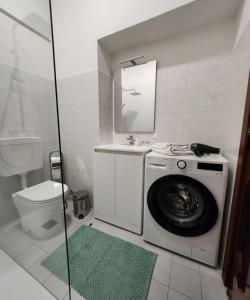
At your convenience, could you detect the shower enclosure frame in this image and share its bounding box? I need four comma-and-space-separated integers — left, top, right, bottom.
48, 1, 72, 299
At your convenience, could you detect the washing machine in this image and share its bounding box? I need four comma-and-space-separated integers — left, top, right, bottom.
143, 151, 228, 266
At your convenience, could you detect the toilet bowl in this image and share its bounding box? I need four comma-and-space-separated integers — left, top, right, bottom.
0, 137, 69, 240
13, 180, 68, 240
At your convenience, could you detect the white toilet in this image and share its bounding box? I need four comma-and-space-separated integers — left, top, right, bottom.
0, 137, 68, 240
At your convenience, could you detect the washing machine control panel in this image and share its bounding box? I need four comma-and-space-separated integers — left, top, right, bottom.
147, 155, 225, 173
169, 159, 194, 171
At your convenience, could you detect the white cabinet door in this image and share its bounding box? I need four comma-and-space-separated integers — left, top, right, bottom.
115, 153, 144, 228
93, 151, 116, 218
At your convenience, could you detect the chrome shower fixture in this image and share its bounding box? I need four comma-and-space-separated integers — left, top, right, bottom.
130, 91, 141, 96
120, 55, 146, 68
122, 88, 142, 96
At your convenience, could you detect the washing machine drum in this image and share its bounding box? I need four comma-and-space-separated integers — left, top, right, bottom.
147, 175, 218, 237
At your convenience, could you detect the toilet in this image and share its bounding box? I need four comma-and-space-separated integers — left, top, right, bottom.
0, 137, 68, 240
12, 180, 68, 239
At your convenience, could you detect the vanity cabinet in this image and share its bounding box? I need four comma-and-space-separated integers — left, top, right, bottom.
93, 147, 149, 234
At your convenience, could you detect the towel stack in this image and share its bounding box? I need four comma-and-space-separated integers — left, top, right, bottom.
152, 143, 193, 156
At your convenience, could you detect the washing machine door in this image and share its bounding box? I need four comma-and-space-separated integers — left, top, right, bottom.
147, 175, 218, 237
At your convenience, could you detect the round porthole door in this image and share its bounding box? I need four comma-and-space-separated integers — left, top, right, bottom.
147, 175, 218, 237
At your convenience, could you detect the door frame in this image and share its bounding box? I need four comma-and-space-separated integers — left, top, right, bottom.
222, 71, 250, 291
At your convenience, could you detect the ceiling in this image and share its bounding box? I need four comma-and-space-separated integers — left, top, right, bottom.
99, 0, 242, 54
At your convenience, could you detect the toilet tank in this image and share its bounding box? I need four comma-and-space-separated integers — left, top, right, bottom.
0, 137, 43, 177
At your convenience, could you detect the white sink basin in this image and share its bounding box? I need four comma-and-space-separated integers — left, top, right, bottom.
94, 144, 151, 153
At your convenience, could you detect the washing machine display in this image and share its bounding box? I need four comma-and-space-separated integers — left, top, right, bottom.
147, 175, 218, 237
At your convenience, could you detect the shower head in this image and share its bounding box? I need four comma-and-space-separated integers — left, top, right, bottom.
130, 91, 141, 96
20, 13, 51, 40
120, 56, 146, 68
122, 88, 142, 96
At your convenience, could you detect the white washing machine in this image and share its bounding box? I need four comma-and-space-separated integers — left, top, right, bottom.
143, 151, 228, 266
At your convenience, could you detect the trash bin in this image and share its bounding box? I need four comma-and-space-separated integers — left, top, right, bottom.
71, 190, 90, 219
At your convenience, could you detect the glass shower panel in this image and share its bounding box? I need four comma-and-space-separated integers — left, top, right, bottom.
0, 2, 70, 300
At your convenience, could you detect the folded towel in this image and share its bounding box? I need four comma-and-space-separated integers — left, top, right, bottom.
152, 143, 173, 150
152, 143, 194, 156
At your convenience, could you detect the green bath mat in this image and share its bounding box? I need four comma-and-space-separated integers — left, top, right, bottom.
41, 225, 157, 300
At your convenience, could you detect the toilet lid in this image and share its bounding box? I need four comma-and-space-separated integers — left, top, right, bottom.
15, 180, 68, 203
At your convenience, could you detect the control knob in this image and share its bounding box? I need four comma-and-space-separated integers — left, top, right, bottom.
177, 160, 186, 169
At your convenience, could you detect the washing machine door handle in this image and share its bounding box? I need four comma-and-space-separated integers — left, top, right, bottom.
148, 163, 167, 169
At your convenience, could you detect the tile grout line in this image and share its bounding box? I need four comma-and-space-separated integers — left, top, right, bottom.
15, 243, 43, 262
5, 237, 33, 260
61, 289, 70, 300
172, 260, 200, 274
166, 259, 173, 300
152, 278, 169, 288
199, 273, 204, 300
169, 287, 196, 300
28, 251, 50, 269
0, 228, 28, 249
169, 261, 204, 300
199, 264, 223, 283
198, 263, 204, 300
27, 255, 52, 285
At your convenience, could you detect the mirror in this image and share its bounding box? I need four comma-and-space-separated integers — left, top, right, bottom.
114, 60, 157, 132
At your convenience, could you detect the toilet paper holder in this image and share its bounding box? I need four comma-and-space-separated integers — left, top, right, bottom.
49, 150, 64, 183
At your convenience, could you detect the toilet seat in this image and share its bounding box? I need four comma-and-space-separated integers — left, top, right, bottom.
14, 180, 68, 204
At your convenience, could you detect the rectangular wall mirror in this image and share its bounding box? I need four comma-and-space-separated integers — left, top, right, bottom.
114, 60, 157, 133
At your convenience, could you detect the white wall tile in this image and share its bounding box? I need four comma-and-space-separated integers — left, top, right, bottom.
166, 89, 187, 114
58, 71, 101, 205
167, 64, 187, 90
187, 58, 212, 87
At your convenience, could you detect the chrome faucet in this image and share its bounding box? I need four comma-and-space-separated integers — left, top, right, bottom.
126, 135, 135, 146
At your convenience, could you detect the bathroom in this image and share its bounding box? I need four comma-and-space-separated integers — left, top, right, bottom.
0, 0, 250, 299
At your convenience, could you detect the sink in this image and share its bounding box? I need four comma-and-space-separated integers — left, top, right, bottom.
94, 144, 151, 153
